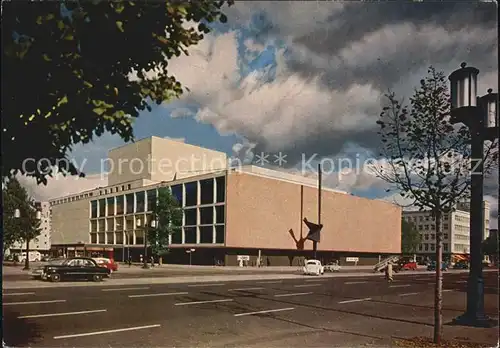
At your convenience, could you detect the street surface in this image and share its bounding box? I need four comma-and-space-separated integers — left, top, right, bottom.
3, 270, 498, 347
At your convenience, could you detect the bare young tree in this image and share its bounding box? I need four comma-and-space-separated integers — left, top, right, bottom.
373, 67, 497, 344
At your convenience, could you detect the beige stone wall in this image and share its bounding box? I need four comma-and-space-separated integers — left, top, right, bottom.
226, 172, 401, 253
51, 198, 90, 245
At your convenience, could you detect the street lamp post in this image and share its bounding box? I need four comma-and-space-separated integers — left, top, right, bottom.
14, 208, 42, 271
448, 62, 498, 327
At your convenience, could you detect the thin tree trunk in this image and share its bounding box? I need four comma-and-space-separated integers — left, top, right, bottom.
24, 237, 30, 270
434, 210, 443, 344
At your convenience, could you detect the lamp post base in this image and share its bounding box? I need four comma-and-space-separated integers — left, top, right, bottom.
452, 312, 498, 328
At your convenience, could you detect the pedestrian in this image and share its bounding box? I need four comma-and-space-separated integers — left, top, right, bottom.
128, 255, 132, 267
385, 262, 393, 283
150, 256, 154, 268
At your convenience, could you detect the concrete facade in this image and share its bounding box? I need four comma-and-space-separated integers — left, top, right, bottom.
403, 200, 490, 259
49, 137, 402, 265
10, 202, 51, 253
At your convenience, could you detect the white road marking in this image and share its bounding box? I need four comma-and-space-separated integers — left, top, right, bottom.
234, 307, 295, 317
443, 289, 454, 292
228, 287, 264, 292
274, 292, 313, 298
102, 287, 150, 292
19, 309, 107, 319
294, 284, 321, 288
3, 300, 66, 306
53, 324, 161, 339
188, 284, 225, 287
305, 279, 326, 282
128, 292, 188, 298
345, 281, 367, 285
256, 281, 282, 284
456, 281, 467, 283
389, 285, 411, 288
2, 292, 35, 296
399, 292, 419, 297
175, 299, 233, 306
338, 298, 372, 304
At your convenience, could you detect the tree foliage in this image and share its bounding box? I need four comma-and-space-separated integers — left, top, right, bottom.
149, 187, 182, 257
401, 219, 421, 255
2, 178, 41, 252
2, 0, 233, 184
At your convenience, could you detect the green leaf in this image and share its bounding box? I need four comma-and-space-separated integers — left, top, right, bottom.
116, 21, 124, 32
42, 54, 51, 62
93, 107, 106, 115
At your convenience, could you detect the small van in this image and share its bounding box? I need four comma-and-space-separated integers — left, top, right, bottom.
19, 251, 42, 262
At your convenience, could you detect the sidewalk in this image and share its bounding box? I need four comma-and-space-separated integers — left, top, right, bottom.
2, 269, 473, 290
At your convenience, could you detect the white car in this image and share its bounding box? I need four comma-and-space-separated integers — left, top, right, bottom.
303, 259, 324, 276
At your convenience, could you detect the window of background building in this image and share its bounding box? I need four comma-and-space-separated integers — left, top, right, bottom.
418, 244, 423, 251
424, 244, 429, 251
98, 219, 105, 232
425, 225, 429, 230
106, 232, 114, 244
107, 197, 115, 216
431, 234, 435, 240
443, 243, 448, 252
200, 207, 214, 225
125, 193, 134, 214
419, 225, 423, 230
98, 232, 105, 244
430, 244, 435, 251
125, 231, 133, 245
184, 227, 197, 244
215, 206, 225, 224
185, 182, 198, 206
171, 185, 183, 206
444, 233, 448, 239
136, 191, 145, 212
98, 199, 106, 217
91, 220, 97, 232
171, 227, 182, 244
116, 196, 124, 215
200, 179, 214, 205
107, 218, 115, 231
425, 234, 429, 240
147, 189, 157, 211
91, 201, 98, 218
444, 215, 448, 220
135, 230, 144, 245
200, 226, 213, 243
216, 176, 225, 203
115, 232, 123, 244
431, 224, 435, 229
135, 215, 144, 229
90, 233, 97, 244
184, 208, 197, 226
215, 225, 225, 244
126, 216, 134, 230
443, 223, 448, 229
419, 216, 423, 221
115, 217, 124, 231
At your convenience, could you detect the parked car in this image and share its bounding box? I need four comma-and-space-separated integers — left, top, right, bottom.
397, 261, 418, 271
324, 261, 341, 272
19, 251, 42, 263
93, 257, 119, 274
31, 259, 66, 279
303, 259, 324, 276
40, 257, 110, 282
453, 261, 469, 269
427, 261, 448, 271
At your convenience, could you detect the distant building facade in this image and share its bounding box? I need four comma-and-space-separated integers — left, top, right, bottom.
9, 201, 51, 254
403, 200, 490, 260
48, 137, 402, 266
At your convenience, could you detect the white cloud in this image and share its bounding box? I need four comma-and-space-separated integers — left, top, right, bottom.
170, 108, 194, 118
17, 173, 108, 201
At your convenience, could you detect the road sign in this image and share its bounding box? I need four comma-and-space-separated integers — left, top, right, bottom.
346, 257, 359, 262
303, 218, 323, 243
237, 255, 250, 261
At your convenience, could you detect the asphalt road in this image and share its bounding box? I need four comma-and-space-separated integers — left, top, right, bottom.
3, 272, 498, 347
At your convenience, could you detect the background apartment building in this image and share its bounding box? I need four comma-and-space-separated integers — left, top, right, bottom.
403, 200, 490, 260
9, 201, 51, 256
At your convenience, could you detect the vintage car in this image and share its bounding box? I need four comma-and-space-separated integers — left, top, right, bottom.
39, 257, 110, 282
427, 261, 449, 271
303, 259, 324, 276
453, 261, 469, 269
93, 257, 119, 274
31, 259, 66, 279
324, 262, 341, 272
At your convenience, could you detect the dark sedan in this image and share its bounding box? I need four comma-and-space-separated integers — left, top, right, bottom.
40, 257, 110, 282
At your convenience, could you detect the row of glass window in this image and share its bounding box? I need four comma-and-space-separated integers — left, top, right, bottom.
89, 225, 225, 245
90, 177, 225, 218
90, 206, 225, 232
418, 243, 449, 252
